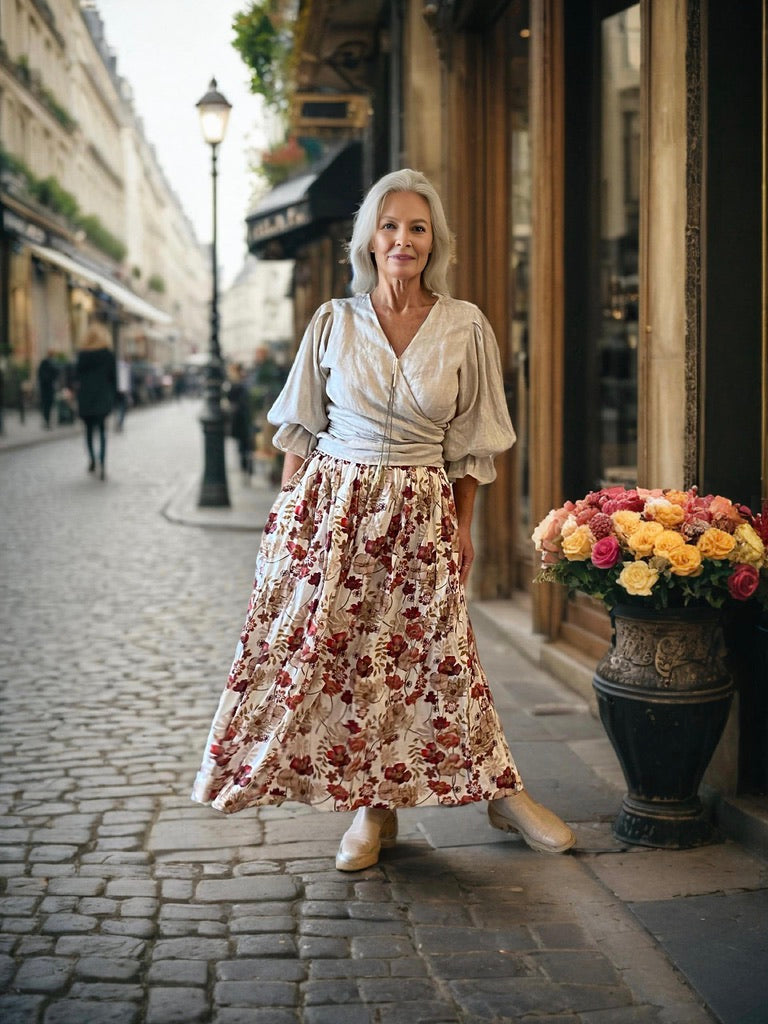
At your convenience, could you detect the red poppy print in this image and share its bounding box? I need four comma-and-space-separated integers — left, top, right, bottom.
191, 454, 521, 814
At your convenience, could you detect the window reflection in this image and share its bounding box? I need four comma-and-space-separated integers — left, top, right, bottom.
598, 5, 640, 486
509, 7, 531, 540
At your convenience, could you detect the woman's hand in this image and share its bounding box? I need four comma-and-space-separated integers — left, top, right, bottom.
456, 524, 475, 584
452, 475, 479, 585
281, 452, 305, 487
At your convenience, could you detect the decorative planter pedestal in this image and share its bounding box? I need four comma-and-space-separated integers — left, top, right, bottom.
593, 604, 734, 849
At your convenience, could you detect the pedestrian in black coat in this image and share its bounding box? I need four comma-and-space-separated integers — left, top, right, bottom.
37, 350, 58, 428
75, 323, 117, 480
227, 363, 254, 475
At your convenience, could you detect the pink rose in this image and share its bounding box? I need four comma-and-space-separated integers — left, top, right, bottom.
532, 506, 572, 563
591, 535, 622, 569
727, 564, 760, 601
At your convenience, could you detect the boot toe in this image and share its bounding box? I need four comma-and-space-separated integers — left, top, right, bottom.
489, 794, 575, 854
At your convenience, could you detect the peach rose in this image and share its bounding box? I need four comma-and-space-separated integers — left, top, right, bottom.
667, 544, 703, 577
730, 523, 766, 567
663, 489, 690, 508
709, 495, 745, 528
645, 498, 686, 529
561, 525, 594, 561
617, 560, 660, 596
697, 528, 737, 560
627, 521, 665, 557
611, 510, 642, 542
653, 530, 687, 560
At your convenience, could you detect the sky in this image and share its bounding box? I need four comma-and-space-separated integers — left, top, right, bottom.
94, 0, 271, 289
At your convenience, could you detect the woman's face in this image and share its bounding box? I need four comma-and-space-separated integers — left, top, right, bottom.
371, 191, 433, 288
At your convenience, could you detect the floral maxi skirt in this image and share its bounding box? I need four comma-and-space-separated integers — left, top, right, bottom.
191, 453, 522, 813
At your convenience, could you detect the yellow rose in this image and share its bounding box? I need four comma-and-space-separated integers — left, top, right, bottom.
697, 528, 737, 560
561, 524, 594, 561
730, 523, 766, 566
667, 544, 703, 577
653, 530, 687, 559
628, 521, 665, 557
618, 560, 660, 597
646, 499, 686, 529
612, 510, 642, 541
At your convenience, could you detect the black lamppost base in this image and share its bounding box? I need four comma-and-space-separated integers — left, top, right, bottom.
199, 411, 230, 508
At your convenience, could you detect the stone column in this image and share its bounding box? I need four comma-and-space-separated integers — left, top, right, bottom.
637, 0, 688, 488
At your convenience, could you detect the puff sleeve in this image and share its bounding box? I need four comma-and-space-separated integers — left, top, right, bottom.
442, 311, 516, 484
267, 302, 333, 458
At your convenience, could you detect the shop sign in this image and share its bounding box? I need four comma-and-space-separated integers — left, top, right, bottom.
2, 208, 47, 246
248, 202, 311, 244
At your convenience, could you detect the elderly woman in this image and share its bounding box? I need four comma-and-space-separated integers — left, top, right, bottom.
192, 169, 574, 868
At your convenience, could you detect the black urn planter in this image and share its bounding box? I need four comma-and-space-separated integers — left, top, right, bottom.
593, 604, 734, 849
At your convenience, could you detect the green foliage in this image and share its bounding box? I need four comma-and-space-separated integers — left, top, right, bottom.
40, 87, 78, 132
0, 146, 126, 262
15, 54, 31, 85
0, 146, 29, 179
537, 557, 747, 611
76, 215, 126, 263
148, 273, 166, 294
13, 56, 77, 131
35, 176, 79, 220
232, 2, 297, 114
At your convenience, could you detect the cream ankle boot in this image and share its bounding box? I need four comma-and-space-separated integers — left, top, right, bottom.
488, 791, 575, 854
335, 808, 398, 871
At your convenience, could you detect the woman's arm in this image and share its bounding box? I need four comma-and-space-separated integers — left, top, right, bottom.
452, 474, 479, 584
281, 451, 305, 486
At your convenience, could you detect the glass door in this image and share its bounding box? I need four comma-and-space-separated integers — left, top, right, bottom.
596, 4, 641, 486
509, 4, 532, 567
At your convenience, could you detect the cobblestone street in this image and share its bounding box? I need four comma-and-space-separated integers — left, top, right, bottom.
1, 402, 767, 1024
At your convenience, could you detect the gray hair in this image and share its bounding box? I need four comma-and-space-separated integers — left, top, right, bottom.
349, 169, 455, 295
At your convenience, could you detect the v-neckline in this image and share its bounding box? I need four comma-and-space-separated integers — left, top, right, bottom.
367, 293, 441, 359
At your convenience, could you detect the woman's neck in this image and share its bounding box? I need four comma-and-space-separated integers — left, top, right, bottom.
371, 279, 434, 313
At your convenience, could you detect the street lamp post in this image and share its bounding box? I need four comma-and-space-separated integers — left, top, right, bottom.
196, 78, 232, 507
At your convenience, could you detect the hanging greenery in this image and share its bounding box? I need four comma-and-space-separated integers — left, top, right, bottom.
0, 146, 126, 262
232, 1, 301, 116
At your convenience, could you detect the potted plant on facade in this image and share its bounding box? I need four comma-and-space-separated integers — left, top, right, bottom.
532, 487, 768, 848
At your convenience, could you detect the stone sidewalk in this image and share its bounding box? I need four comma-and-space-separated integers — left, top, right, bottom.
1, 401, 767, 1024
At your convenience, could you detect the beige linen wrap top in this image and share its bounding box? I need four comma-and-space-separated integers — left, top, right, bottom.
268, 293, 516, 485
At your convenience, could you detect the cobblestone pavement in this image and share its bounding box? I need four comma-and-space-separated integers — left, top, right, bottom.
1, 402, 765, 1024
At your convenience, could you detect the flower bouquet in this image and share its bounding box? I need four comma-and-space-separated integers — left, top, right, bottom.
532, 487, 768, 611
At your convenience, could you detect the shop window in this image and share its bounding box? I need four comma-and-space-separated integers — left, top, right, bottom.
596, 4, 640, 486
509, 2, 531, 544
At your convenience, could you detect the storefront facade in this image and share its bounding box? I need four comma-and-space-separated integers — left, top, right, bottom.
407, 0, 766, 794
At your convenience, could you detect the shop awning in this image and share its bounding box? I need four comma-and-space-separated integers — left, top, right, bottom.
246, 141, 362, 258
28, 243, 173, 325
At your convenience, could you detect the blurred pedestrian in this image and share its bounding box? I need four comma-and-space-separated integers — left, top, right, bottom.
192, 169, 574, 870
115, 355, 131, 432
251, 346, 288, 483
37, 350, 58, 429
75, 323, 116, 481
226, 363, 254, 475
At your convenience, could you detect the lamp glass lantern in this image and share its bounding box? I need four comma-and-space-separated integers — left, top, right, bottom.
196, 78, 232, 145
